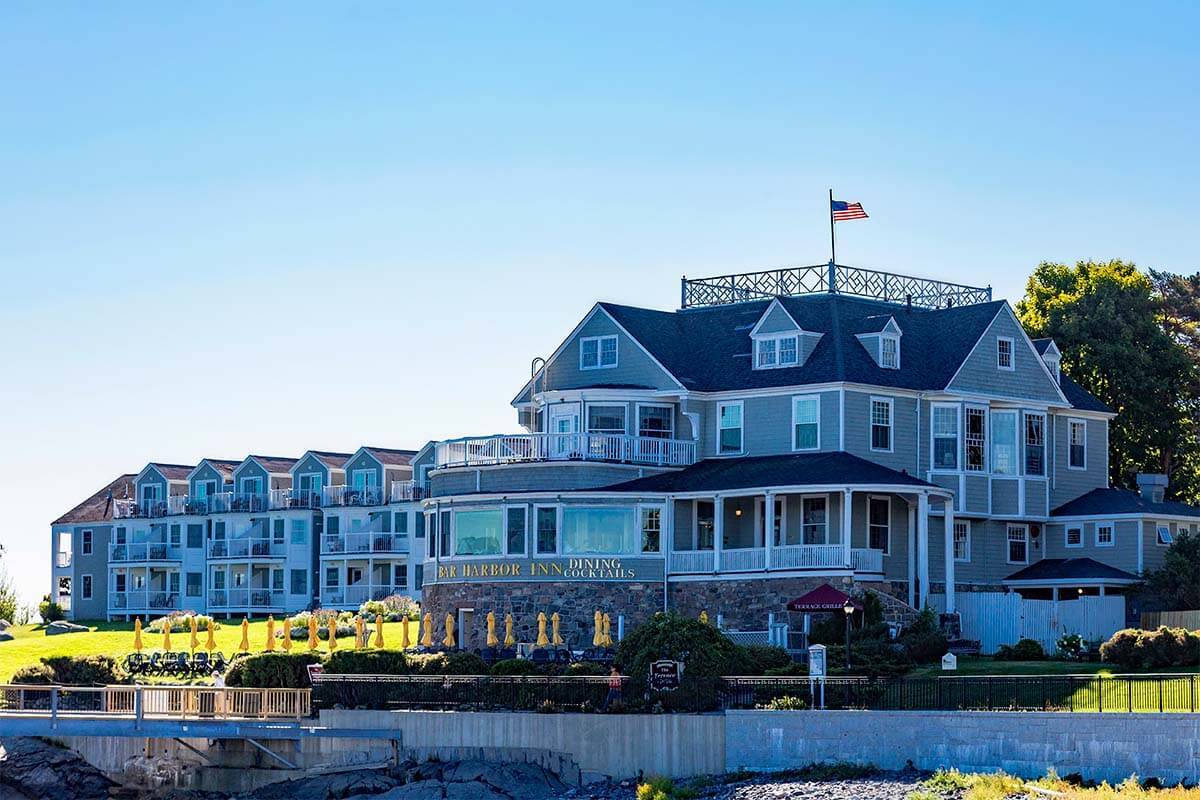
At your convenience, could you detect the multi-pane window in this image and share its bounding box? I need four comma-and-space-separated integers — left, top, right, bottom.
1157, 525, 1173, 545
81, 574, 92, 599
870, 398, 892, 452
290, 569, 306, 595
324, 566, 339, 588
506, 507, 527, 555
580, 335, 617, 369
932, 406, 959, 470
696, 501, 715, 549
81, 529, 93, 555
272, 519, 285, 545
640, 507, 661, 553
779, 336, 798, 365
755, 335, 799, 369
991, 410, 1018, 475
169, 572, 180, 594
169, 524, 181, 547
1069, 420, 1087, 469
965, 407, 987, 471
536, 507, 558, 554
586, 405, 626, 435
1096, 524, 1114, 547
792, 395, 820, 451
638, 406, 673, 438
290, 519, 307, 544
1007, 525, 1029, 564
801, 497, 827, 544
868, 497, 890, 553
997, 337, 1014, 370
718, 402, 743, 454
393, 564, 408, 589
187, 572, 202, 597
1065, 526, 1083, 548
756, 337, 776, 368
1025, 413, 1046, 476
439, 510, 452, 556
880, 335, 899, 369
953, 520, 971, 562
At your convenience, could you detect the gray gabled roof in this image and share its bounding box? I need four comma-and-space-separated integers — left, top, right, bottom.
361, 447, 420, 467
1004, 558, 1140, 584
53, 474, 137, 525
1053, 487, 1200, 518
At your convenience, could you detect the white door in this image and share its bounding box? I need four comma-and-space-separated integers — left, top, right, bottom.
547, 403, 581, 459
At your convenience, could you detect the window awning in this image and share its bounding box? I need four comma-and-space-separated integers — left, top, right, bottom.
786, 583, 862, 612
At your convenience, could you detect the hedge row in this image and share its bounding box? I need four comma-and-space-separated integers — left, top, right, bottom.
1100, 627, 1200, 670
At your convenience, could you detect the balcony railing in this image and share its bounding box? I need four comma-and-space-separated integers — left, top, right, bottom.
108, 542, 181, 562
390, 480, 424, 503
207, 537, 285, 559
108, 590, 178, 611
435, 432, 696, 469
668, 545, 884, 575
321, 485, 386, 508
207, 588, 285, 609
54, 552, 71, 569
321, 532, 410, 555
320, 584, 406, 606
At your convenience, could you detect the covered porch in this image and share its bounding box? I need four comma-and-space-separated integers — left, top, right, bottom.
320, 557, 409, 607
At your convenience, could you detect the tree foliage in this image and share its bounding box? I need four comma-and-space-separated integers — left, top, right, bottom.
1144, 531, 1200, 611
1016, 260, 1200, 501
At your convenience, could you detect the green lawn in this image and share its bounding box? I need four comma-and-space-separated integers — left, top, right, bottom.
906, 657, 1200, 678
0, 618, 419, 683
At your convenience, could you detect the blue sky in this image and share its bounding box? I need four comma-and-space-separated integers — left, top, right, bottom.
1, 2, 1196, 607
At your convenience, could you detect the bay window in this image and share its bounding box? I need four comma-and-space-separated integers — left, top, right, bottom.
991, 411, 1018, 475
535, 507, 558, 554
1025, 413, 1046, 476
563, 507, 636, 554
932, 405, 959, 470
792, 395, 820, 451
965, 407, 987, 471
454, 509, 503, 556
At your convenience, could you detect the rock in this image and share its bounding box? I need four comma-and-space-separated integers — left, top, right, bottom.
0, 631, 13, 642
0, 738, 115, 800
249, 768, 399, 799
444, 782, 508, 800
44, 622, 87, 636
0, 619, 12, 631
479, 762, 567, 799
366, 782, 448, 799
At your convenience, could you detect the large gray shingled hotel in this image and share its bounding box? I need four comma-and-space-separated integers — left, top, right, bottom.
50, 263, 1200, 647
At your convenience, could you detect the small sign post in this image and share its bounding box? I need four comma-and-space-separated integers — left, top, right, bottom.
941, 652, 957, 671
306, 663, 324, 685
649, 659, 682, 692
807, 644, 827, 709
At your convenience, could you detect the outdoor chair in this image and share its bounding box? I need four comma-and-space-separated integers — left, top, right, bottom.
169, 652, 190, 677
192, 652, 210, 674
124, 653, 149, 675
210, 652, 228, 672
147, 651, 164, 675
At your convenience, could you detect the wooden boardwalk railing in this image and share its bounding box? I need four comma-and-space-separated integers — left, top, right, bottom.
0, 684, 311, 721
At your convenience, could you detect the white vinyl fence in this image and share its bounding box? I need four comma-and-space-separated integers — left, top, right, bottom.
928, 592, 1125, 655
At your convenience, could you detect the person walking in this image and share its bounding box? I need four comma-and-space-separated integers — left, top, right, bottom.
602, 666, 623, 711
212, 670, 226, 716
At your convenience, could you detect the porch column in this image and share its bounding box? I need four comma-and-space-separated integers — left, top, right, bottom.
917, 493, 930, 608
763, 492, 775, 571
907, 502, 916, 607
713, 495, 723, 573
664, 496, 675, 574
943, 500, 956, 613
841, 489, 853, 569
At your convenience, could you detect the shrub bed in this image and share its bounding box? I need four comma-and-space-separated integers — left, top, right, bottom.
358, 595, 419, 622
225, 652, 323, 688
146, 612, 219, 633
10, 655, 126, 685
1100, 627, 1200, 670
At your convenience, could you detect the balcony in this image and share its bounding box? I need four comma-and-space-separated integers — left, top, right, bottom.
322, 532, 410, 555
321, 485, 386, 508
435, 432, 696, 469
202, 490, 292, 514
54, 552, 71, 569
108, 590, 179, 612
390, 480, 424, 503
108, 542, 181, 563
208, 537, 285, 560
669, 546, 884, 575
115, 495, 189, 519
207, 589, 285, 610
320, 583, 406, 606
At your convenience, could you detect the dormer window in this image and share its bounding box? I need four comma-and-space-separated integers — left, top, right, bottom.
997, 337, 1014, 370
755, 334, 799, 369
580, 335, 618, 370
880, 334, 900, 369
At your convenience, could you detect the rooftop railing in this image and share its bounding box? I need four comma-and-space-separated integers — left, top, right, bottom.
681, 262, 992, 310
435, 432, 696, 469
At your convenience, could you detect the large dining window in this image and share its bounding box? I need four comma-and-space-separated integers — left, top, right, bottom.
454, 510, 503, 556
536, 507, 558, 554
586, 405, 627, 435
563, 507, 636, 554
991, 410, 1018, 475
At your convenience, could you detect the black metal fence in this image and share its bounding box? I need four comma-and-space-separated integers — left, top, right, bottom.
312, 674, 617, 712
721, 674, 1200, 713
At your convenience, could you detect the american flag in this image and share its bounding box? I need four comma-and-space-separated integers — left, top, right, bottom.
831, 199, 868, 221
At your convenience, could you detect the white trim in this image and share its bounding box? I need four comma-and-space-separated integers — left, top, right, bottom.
990, 408, 1020, 476
952, 518, 971, 563
584, 401, 629, 435
1067, 418, 1088, 471
1156, 523, 1174, 546
80, 528, 93, 556
996, 336, 1015, 371
867, 494, 891, 555
1064, 524, 1083, 549
533, 504, 560, 555
753, 332, 801, 370
579, 334, 619, 371
635, 402, 675, 440
1095, 521, 1115, 548
791, 393, 821, 452
748, 298, 804, 337
754, 495, 788, 547
716, 400, 745, 456
1023, 410, 1048, 478
424, 484, 953, 506
929, 402, 961, 472
869, 396, 894, 453
798, 493, 831, 546
964, 404, 988, 473
880, 332, 901, 369
1006, 523, 1030, 565
80, 573, 92, 600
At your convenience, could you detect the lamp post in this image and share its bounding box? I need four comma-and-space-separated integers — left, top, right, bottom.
843, 600, 855, 672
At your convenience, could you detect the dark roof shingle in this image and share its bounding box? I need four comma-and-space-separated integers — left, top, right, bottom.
1004, 557, 1140, 584
362, 447, 420, 467
1052, 488, 1200, 518
53, 474, 137, 525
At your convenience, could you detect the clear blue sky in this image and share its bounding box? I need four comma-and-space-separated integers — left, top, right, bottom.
1, 3, 1196, 607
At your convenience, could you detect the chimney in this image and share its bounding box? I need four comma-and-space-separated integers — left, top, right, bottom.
1136, 473, 1168, 504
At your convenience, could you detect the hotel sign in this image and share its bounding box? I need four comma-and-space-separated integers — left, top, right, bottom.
431, 556, 664, 584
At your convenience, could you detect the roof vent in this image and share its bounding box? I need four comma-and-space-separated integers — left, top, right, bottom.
1136, 473, 1168, 504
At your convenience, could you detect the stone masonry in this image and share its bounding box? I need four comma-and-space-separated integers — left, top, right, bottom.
668, 576, 893, 630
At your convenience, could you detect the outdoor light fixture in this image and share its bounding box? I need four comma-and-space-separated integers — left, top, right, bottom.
735, 507, 742, 517
843, 600, 855, 671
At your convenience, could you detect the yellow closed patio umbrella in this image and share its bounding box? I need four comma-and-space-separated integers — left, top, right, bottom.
307, 615, 319, 651
399, 615, 409, 650
551, 612, 563, 647
133, 617, 144, 653
421, 613, 433, 647
354, 615, 365, 649
602, 613, 613, 648
238, 618, 250, 652
265, 615, 276, 652
699, 610, 709, 625
592, 611, 603, 648
162, 621, 172, 651
376, 614, 386, 649
486, 612, 499, 648
327, 617, 338, 651
205, 619, 216, 653
504, 614, 515, 648
443, 613, 456, 649
536, 612, 549, 647
281, 617, 292, 652
189, 616, 199, 653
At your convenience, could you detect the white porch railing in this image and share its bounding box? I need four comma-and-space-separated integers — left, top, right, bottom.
108, 542, 181, 562
107, 590, 178, 612
112, 499, 137, 519
322, 584, 406, 606
667, 544, 883, 575
850, 547, 885, 574
670, 550, 715, 573
435, 432, 696, 469
772, 543, 845, 569
208, 537, 284, 559
207, 589, 285, 609
54, 552, 71, 568
322, 532, 410, 555
321, 485, 386, 508
390, 480, 423, 502
722, 547, 766, 572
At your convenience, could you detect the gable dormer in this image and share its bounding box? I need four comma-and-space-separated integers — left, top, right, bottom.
1035, 338, 1062, 384
749, 299, 823, 370
855, 316, 903, 370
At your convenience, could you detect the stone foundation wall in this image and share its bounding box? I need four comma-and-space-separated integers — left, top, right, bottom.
421, 581, 665, 648
668, 577, 891, 630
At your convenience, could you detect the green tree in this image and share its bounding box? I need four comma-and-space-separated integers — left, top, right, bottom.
1144, 531, 1200, 611
1016, 260, 1200, 501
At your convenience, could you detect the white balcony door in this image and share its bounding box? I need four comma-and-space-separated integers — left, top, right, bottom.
548, 403, 580, 459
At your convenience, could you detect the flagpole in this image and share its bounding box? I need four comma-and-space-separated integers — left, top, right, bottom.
828, 188, 836, 266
